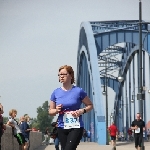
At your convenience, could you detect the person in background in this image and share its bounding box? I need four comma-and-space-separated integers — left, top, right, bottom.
147, 129, 150, 141
7, 109, 26, 150
87, 130, 91, 142
24, 115, 30, 125
0, 103, 6, 150
131, 113, 145, 150
49, 65, 93, 150
82, 129, 87, 142
20, 116, 32, 150
120, 132, 125, 141
37, 129, 40, 132
19, 116, 24, 125
42, 127, 49, 145
127, 127, 133, 141
51, 122, 62, 150
108, 122, 118, 150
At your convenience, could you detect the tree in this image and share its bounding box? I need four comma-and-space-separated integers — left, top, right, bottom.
34, 101, 54, 132
29, 118, 39, 129
3, 117, 9, 124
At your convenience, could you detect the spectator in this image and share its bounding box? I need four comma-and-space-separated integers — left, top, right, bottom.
49, 133, 54, 145
127, 127, 133, 141
7, 109, 26, 150
147, 129, 150, 141
42, 127, 49, 145
108, 122, 118, 150
82, 129, 87, 142
121, 132, 125, 141
0, 103, 6, 150
19, 116, 25, 127
20, 116, 32, 149
87, 130, 91, 142
49, 65, 93, 150
37, 129, 40, 132
51, 121, 62, 150
24, 115, 30, 125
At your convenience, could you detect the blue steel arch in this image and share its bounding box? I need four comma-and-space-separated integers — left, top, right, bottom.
115, 45, 150, 132
77, 23, 106, 144
77, 20, 150, 145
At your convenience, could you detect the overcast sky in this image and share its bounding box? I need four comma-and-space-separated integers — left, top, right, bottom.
0, 0, 150, 118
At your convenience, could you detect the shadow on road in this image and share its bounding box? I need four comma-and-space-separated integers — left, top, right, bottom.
116, 142, 134, 146
34, 144, 48, 150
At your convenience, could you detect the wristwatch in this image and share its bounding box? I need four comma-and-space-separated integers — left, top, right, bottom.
83, 109, 86, 114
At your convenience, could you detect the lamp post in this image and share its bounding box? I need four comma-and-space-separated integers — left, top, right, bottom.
105, 60, 109, 145
119, 98, 129, 141
138, 0, 143, 118
137, 1, 144, 149
131, 91, 136, 120
109, 113, 114, 126
102, 59, 124, 145
99, 50, 124, 145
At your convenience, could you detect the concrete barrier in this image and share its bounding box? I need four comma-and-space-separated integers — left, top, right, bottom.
1, 125, 42, 150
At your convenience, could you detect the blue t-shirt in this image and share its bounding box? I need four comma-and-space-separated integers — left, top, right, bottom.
50, 86, 87, 128
20, 121, 30, 138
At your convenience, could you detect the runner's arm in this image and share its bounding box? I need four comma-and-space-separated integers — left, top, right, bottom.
80, 96, 93, 114
49, 101, 62, 116
143, 121, 145, 131
131, 121, 137, 130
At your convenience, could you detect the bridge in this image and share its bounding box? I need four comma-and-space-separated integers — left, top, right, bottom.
4, 20, 149, 150
76, 20, 150, 145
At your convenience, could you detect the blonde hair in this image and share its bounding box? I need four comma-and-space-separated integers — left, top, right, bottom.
9, 109, 17, 116
58, 65, 75, 84
24, 115, 30, 122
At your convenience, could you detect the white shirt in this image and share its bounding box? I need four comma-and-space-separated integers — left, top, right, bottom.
9, 117, 21, 135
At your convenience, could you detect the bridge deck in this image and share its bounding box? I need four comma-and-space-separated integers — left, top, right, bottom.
35, 141, 150, 150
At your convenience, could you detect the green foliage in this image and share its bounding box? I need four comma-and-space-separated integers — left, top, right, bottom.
3, 116, 9, 124
30, 118, 39, 129
30, 101, 54, 132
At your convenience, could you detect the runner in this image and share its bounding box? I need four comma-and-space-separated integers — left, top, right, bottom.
131, 113, 145, 150
49, 65, 93, 150
108, 122, 118, 150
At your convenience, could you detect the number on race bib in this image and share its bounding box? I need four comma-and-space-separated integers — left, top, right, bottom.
70, 118, 74, 123
63, 113, 80, 129
65, 118, 69, 123
74, 118, 77, 123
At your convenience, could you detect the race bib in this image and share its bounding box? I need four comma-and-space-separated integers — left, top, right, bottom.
63, 112, 80, 129
135, 127, 140, 133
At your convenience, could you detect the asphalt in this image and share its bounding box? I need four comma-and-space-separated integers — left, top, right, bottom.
35, 141, 150, 150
